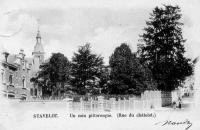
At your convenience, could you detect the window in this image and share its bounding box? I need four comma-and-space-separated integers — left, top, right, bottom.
22, 76, 26, 88
30, 88, 33, 96
9, 74, 13, 85
1, 69, 4, 83
34, 89, 37, 96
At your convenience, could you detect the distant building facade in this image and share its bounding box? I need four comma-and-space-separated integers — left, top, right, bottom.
1, 30, 45, 100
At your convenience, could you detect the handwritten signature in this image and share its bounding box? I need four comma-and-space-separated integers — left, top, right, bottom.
155, 119, 192, 130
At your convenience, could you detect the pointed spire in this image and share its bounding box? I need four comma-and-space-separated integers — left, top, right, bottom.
36, 29, 41, 41
36, 19, 41, 43
33, 21, 44, 54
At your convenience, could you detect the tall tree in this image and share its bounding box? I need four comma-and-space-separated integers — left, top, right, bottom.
98, 66, 111, 94
31, 53, 71, 98
109, 43, 156, 95
70, 43, 104, 95
138, 5, 193, 91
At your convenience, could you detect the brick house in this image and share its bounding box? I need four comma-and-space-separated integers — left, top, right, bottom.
1, 30, 45, 100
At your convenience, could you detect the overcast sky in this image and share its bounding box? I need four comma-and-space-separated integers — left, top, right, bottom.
0, 0, 200, 65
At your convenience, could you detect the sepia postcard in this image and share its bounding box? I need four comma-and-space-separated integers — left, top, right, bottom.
0, 0, 200, 130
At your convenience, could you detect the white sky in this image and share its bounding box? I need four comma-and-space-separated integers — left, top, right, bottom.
0, 0, 200, 65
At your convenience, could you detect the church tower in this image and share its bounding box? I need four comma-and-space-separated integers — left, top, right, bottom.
32, 29, 45, 71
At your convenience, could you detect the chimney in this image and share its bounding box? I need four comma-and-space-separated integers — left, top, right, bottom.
19, 49, 25, 60
3, 51, 9, 62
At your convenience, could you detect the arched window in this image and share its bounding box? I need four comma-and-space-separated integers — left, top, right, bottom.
22, 76, 26, 88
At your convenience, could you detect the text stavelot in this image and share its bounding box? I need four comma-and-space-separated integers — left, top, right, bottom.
33, 113, 58, 118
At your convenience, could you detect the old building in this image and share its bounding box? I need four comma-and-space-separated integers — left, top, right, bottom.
1, 29, 45, 100
30, 29, 45, 99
